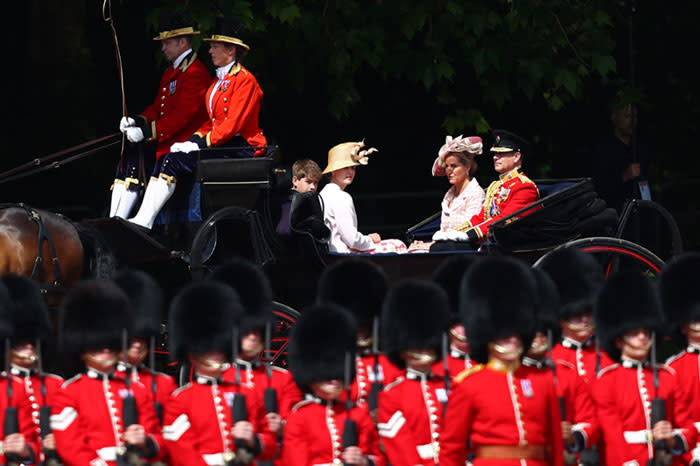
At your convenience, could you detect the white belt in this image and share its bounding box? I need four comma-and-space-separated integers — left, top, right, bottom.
623, 430, 651, 444
203, 453, 226, 465
416, 443, 437, 460
695, 421, 700, 433
97, 446, 123, 461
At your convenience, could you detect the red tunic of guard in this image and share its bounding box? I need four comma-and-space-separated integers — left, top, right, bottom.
194, 62, 267, 154
51, 369, 165, 466
431, 349, 474, 385
162, 375, 278, 466
351, 353, 402, 409
439, 361, 565, 466
377, 369, 448, 466
665, 347, 700, 465
1, 376, 40, 465
457, 167, 539, 240
591, 360, 697, 465
282, 395, 385, 466
139, 52, 211, 159
551, 337, 615, 384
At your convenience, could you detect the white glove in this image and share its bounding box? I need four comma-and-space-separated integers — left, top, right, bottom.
432, 229, 469, 242
125, 127, 144, 143
119, 116, 135, 133
169, 141, 200, 154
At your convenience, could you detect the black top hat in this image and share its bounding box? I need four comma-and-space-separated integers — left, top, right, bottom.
594, 272, 664, 362
490, 129, 531, 154
203, 17, 250, 50
316, 258, 388, 328
659, 252, 700, 348
208, 258, 273, 333
112, 269, 164, 340
288, 303, 357, 392
153, 11, 200, 41
1, 274, 50, 342
460, 257, 537, 364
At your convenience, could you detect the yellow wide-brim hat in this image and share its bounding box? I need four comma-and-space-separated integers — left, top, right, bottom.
322, 141, 378, 175
203, 17, 251, 51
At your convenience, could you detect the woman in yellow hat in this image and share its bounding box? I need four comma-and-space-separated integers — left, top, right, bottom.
319, 141, 406, 254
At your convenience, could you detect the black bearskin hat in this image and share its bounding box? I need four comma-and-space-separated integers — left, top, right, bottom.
168, 281, 240, 362
460, 257, 537, 364
208, 258, 273, 333
59, 279, 132, 371
316, 257, 387, 328
594, 271, 664, 362
531, 267, 562, 340
288, 303, 357, 392
112, 269, 164, 340
1, 274, 50, 342
0, 281, 15, 342
432, 254, 480, 322
659, 252, 700, 348
381, 279, 451, 368
536, 247, 604, 320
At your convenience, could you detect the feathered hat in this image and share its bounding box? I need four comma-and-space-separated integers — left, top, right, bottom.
112, 269, 164, 340
432, 254, 480, 323
460, 257, 537, 364
322, 140, 378, 174
432, 135, 483, 176
536, 247, 604, 320
381, 279, 451, 368
594, 271, 664, 362
316, 257, 387, 329
1, 274, 50, 342
168, 281, 240, 362
208, 258, 273, 333
658, 252, 700, 348
287, 303, 357, 392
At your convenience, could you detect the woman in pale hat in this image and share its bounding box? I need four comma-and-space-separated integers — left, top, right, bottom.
319, 140, 407, 254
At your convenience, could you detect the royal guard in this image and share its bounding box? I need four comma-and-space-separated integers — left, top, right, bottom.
439, 256, 564, 465
538, 247, 615, 383
51, 279, 165, 466
162, 280, 278, 466
112, 270, 178, 427
316, 258, 402, 412
283, 303, 384, 466
523, 268, 601, 465
592, 271, 696, 465
659, 252, 700, 465
377, 279, 452, 466
0, 281, 40, 465
431, 255, 480, 383
210, 259, 302, 464
2, 274, 65, 465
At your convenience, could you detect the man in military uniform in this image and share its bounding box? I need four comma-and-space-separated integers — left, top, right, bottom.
659, 253, 700, 465
437, 129, 540, 244
439, 257, 564, 465
110, 10, 210, 219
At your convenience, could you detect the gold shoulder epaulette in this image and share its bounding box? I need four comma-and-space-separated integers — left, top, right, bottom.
454, 364, 484, 383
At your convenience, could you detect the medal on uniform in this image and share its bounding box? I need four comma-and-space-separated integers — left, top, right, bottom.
520, 379, 534, 398
169, 80, 177, 95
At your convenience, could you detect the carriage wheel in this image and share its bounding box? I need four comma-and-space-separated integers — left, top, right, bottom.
263, 302, 301, 368
532, 236, 665, 278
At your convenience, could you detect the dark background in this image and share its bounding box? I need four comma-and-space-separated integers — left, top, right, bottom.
4, 1, 699, 259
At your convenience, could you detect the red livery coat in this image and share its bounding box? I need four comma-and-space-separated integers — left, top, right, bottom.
591, 360, 697, 465
439, 361, 565, 466
377, 370, 448, 466
194, 62, 267, 153
51, 369, 165, 466
282, 395, 385, 466
551, 338, 615, 384
666, 347, 700, 464
139, 51, 211, 160
1, 375, 39, 465
457, 167, 539, 240
162, 375, 278, 466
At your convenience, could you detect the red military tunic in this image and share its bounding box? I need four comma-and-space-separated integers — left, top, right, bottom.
351, 353, 402, 409
11, 365, 64, 463
457, 167, 539, 240
1, 375, 40, 465
194, 62, 267, 153
666, 346, 700, 464
439, 360, 564, 466
115, 362, 178, 423
51, 368, 165, 466
162, 374, 278, 466
377, 369, 448, 466
431, 348, 474, 385
521, 357, 600, 461
551, 337, 615, 384
139, 51, 211, 159
592, 358, 697, 465
282, 394, 385, 466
